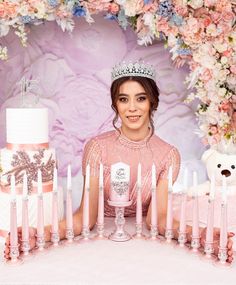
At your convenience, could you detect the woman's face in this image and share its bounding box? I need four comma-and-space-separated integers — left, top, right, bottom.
116, 80, 151, 134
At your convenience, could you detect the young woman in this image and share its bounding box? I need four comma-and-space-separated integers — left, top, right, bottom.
4, 62, 234, 262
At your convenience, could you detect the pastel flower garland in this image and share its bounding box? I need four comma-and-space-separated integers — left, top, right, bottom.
0, 0, 235, 148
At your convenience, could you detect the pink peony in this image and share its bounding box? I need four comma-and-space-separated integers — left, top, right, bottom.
230, 65, 236, 75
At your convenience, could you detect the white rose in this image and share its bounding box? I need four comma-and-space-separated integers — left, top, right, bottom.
221, 56, 228, 65
218, 87, 227, 97
34, 2, 46, 19
188, 0, 203, 9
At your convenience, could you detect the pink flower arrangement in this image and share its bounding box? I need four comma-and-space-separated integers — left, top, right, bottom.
0, 0, 235, 148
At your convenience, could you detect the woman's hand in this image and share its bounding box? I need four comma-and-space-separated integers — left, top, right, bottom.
4, 227, 37, 260
200, 228, 234, 263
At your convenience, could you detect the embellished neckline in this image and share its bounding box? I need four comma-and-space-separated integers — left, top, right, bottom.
116, 128, 153, 149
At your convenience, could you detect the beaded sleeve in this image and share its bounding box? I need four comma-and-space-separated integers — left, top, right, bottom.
159, 147, 181, 182
82, 138, 102, 177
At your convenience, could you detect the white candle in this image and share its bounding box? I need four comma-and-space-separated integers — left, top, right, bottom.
23, 172, 28, 198
137, 163, 141, 188
99, 163, 103, 189
209, 173, 215, 200
136, 163, 142, 225
85, 164, 90, 190
151, 164, 156, 189
83, 164, 90, 228
97, 163, 104, 225
193, 171, 198, 190
192, 171, 199, 238
222, 176, 227, 204
67, 164, 72, 190
183, 167, 188, 193
168, 166, 173, 191
53, 167, 58, 192
37, 169, 43, 195
151, 164, 157, 227
11, 175, 16, 200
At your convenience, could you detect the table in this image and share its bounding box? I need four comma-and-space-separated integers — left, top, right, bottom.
0, 218, 235, 285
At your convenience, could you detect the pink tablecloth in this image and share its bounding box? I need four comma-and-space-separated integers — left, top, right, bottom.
0, 217, 235, 285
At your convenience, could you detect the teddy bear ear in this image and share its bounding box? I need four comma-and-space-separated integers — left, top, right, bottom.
201, 149, 216, 163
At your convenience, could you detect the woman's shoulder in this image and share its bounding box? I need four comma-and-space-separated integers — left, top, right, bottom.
150, 134, 180, 155
85, 130, 117, 148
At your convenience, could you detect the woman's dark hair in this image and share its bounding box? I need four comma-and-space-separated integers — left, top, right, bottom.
110, 76, 160, 137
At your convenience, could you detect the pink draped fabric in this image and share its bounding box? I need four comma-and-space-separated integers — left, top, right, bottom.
82, 129, 180, 217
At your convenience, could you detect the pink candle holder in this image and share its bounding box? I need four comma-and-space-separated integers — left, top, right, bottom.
5, 244, 23, 265
133, 222, 146, 239
94, 222, 107, 240
107, 200, 132, 242
203, 241, 215, 258
190, 236, 201, 252
65, 228, 74, 243
177, 231, 187, 247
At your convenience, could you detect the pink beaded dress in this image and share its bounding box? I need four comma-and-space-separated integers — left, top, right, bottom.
82, 129, 181, 217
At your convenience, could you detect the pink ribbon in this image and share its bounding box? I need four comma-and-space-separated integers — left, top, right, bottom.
6, 143, 49, 151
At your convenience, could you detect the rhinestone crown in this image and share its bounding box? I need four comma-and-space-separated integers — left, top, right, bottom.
111, 61, 156, 82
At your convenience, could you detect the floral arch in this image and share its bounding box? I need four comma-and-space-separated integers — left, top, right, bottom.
0, 0, 235, 148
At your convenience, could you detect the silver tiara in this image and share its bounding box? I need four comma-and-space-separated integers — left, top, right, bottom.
111, 61, 156, 82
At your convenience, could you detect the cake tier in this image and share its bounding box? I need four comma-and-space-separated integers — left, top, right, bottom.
0, 188, 64, 236
6, 108, 48, 144
0, 148, 56, 194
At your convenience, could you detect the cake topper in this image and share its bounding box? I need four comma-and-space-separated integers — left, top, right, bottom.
18, 76, 40, 107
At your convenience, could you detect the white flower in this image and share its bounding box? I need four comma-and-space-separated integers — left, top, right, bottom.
18, 5, 29, 17
218, 87, 227, 97
206, 24, 218, 37
220, 56, 228, 65
214, 42, 228, 53
123, 0, 142, 17
0, 24, 9, 37
34, 2, 46, 19
188, 0, 203, 9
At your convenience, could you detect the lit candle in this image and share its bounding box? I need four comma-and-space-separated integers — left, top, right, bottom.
97, 163, 104, 225
192, 171, 199, 238
53, 167, 58, 192
67, 164, 72, 190
151, 164, 157, 227
136, 163, 142, 225
219, 176, 228, 249
22, 172, 29, 245
10, 175, 18, 249
166, 166, 173, 232
83, 164, 90, 228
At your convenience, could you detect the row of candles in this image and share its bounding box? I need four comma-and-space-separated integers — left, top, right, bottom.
7, 162, 229, 265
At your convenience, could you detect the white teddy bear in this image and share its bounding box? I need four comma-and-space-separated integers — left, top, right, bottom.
188, 148, 236, 196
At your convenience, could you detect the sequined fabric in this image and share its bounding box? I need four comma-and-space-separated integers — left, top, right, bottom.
82, 130, 181, 217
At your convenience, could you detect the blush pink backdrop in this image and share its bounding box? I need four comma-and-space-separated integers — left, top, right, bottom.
0, 15, 206, 209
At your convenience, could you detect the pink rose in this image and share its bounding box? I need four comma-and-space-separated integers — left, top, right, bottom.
222, 11, 235, 22
174, 5, 188, 17
211, 12, 221, 23
200, 69, 212, 82
230, 65, 236, 75
204, 0, 217, 7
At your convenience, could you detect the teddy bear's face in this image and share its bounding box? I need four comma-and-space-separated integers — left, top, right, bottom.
205, 151, 236, 185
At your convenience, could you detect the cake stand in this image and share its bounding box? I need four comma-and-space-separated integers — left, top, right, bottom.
107, 200, 132, 242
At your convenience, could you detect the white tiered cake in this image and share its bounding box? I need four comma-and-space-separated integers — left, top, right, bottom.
0, 108, 64, 237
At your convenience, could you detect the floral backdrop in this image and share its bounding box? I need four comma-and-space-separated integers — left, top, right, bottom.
0, 0, 235, 148
0, 0, 235, 208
